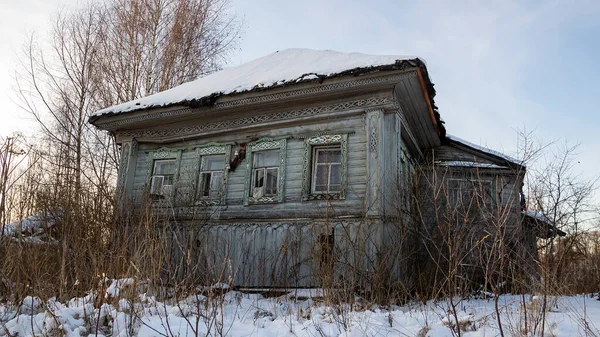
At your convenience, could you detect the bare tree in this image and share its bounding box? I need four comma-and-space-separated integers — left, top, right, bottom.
0, 134, 30, 229
11, 0, 240, 298
16, 0, 240, 194
94, 0, 240, 106
520, 139, 599, 334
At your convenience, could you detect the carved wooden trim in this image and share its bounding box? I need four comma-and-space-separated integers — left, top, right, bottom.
116, 142, 131, 196
244, 138, 287, 205
368, 114, 379, 155
117, 96, 393, 140
366, 110, 383, 216
216, 72, 411, 109
294, 131, 354, 139
197, 143, 228, 155
301, 134, 348, 201
102, 72, 414, 130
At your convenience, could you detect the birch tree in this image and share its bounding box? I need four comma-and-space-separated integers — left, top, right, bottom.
13, 0, 240, 297
95, 0, 240, 106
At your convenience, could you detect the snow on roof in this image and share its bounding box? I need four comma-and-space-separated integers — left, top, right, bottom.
447, 134, 523, 167
522, 210, 554, 225
93, 48, 419, 116
521, 209, 567, 237
437, 161, 508, 169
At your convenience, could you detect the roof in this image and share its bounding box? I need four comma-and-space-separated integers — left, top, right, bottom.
92, 48, 424, 117
446, 134, 524, 168
522, 210, 567, 238
522, 209, 553, 224
437, 161, 508, 169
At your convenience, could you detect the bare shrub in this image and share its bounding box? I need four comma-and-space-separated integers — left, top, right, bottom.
3, 0, 241, 302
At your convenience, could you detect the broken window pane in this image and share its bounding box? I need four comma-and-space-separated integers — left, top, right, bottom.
151, 159, 176, 197
254, 168, 265, 188
251, 150, 280, 198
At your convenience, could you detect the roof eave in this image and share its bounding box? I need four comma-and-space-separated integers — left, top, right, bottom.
416, 66, 444, 140
90, 58, 428, 123
445, 137, 526, 172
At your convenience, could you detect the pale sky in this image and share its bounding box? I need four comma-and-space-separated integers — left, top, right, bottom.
1, 0, 599, 185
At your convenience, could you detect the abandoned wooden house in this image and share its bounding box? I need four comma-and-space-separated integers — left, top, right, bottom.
89, 49, 544, 289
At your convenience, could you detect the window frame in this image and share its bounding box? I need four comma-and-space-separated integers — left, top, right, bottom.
244, 138, 287, 205
311, 145, 343, 194
197, 155, 225, 199
446, 178, 493, 210
194, 144, 231, 206
301, 134, 348, 201
251, 150, 280, 198
150, 159, 176, 198
146, 148, 182, 203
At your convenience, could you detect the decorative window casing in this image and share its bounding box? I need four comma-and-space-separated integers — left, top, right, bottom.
302, 134, 348, 201
195, 144, 231, 206
146, 148, 182, 202
244, 138, 287, 205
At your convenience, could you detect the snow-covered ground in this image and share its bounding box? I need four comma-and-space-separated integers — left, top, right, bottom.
2, 209, 60, 243
1, 280, 599, 336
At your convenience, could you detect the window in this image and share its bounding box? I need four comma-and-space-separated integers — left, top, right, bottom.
146, 148, 181, 203
150, 159, 176, 198
301, 134, 348, 201
194, 144, 231, 206
312, 146, 342, 193
244, 138, 286, 205
447, 179, 465, 207
198, 155, 225, 199
251, 150, 280, 199
447, 179, 492, 209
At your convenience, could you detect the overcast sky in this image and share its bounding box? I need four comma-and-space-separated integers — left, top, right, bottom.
1, 0, 599, 184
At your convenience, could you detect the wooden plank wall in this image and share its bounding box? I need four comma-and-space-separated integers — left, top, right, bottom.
160, 219, 381, 288
430, 144, 522, 227
432, 144, 498, 165
123, 114, 384, 288
130, 115, 369, 220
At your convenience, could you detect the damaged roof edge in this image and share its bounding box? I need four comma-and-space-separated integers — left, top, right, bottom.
415, 65, 445, 140
89, 53, 442, 128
